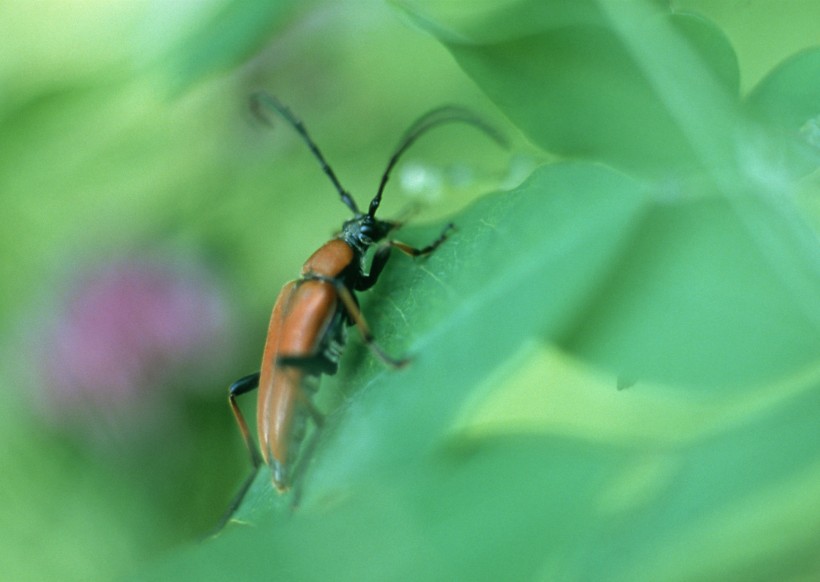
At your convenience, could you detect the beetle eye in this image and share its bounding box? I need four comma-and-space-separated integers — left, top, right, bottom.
359, 222, 377, 240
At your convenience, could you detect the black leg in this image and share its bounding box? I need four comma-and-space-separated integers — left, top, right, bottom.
277, 354, 338, 375
333, 283, 410, 368
215, 372, 264, 533
303, 273, 410, 368
357, 222, 455, 292
356, 245, 393, 291
389, 222, 455, 257
229, 372, 260, 396
228, 372, 263, 468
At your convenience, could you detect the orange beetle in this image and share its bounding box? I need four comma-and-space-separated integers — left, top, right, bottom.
228, 93, 505, 495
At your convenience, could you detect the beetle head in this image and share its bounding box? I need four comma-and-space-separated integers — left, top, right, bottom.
341, 214, 397, 253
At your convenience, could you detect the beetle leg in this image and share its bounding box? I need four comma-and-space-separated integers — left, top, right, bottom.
277, 354, 338, 375
389, 222, 455, 257
229, 372, 261, 396
216, 372, 266, 532
228, 372, 263, 468
270, 357, 327, 452
333, 283, 410, 368
303, 274, 410, 368
279, 379, 325, 510
292, 386, 325, 428
288, 413, 324, 511
358, 222, 454, 292
356, 244, 392, 291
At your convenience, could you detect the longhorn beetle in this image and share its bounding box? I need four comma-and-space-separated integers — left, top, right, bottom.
228, 92, 506, 497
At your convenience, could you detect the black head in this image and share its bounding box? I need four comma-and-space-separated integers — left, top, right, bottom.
250, 92, 507, 233
340, 214, 396, 254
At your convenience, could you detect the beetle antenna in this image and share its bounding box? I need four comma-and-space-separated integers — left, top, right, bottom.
250, 92, 360, 214
369, 106, 508, 218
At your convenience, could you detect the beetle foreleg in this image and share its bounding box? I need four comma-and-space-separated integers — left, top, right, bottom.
356, 245, 392, 291
389, 222, 455, 257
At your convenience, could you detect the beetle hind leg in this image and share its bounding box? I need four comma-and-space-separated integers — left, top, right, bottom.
213, 372, 264, 533
228, 372, 263, 468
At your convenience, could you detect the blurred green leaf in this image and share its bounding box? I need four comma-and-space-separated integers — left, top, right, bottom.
672, 0, 820, 91
144, 374, 820, 581
746, 47, 820, 177
564, 190, 820, 389
0, 393, 152, 582
395, 0, 741, 178
161, 0, 298, 92
395, 0, 820, 388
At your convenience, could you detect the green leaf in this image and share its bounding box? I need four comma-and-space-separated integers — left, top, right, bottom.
671, 0, 820, 89
395, 0, 741, 178
564, 189, 820, 389
144, 374, 820, 581
394, 0, 820, 389
159, 0, 298, 92
746, 47, 820, 178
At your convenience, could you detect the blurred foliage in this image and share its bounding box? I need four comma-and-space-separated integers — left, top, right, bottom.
160, 0, 300, 92
0, 0, 818, 581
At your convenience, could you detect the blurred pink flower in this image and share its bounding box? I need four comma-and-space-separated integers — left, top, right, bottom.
34, 255, 236, 437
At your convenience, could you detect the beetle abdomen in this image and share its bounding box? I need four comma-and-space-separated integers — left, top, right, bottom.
257, 279, 339, 489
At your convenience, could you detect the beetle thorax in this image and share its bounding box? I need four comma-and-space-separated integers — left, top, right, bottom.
301, 239, 356, 278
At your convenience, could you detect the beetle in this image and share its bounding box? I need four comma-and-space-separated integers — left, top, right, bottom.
228, 92, 505, 497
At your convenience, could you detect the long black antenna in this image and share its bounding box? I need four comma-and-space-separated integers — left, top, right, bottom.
250, 92, 360, 214
369, 106, 508, 218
